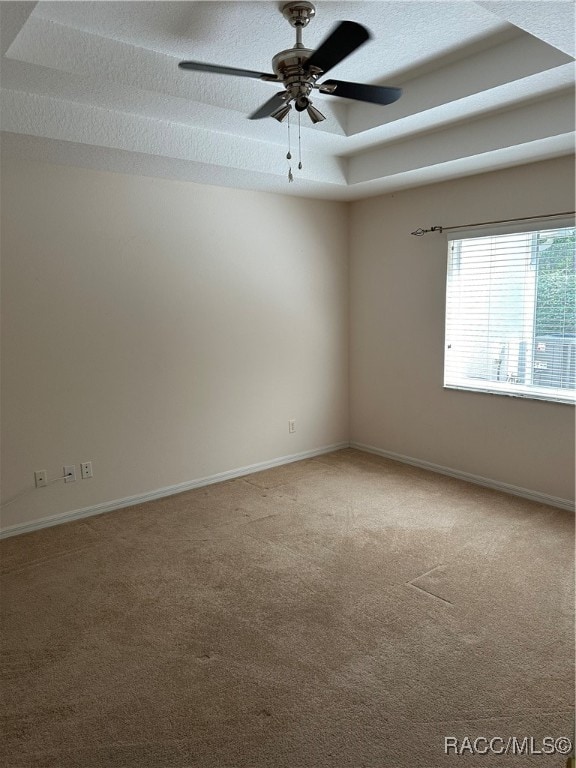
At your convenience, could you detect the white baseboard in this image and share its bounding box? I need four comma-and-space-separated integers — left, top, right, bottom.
3, 439, 572, 539
0, 442, 349, 539
351, 441, 575, 512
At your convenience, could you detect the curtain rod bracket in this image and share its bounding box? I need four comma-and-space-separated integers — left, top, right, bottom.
411, 226, 443, 236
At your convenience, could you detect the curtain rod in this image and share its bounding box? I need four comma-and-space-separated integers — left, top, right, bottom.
410, 210, 575, 237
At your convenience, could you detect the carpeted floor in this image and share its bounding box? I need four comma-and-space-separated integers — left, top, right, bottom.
1, 448, 574, 768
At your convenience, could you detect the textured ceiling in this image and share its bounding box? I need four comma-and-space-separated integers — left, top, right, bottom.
1, 1, 574, 199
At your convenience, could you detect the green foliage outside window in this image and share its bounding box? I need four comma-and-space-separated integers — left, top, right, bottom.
535, 230, 575, 337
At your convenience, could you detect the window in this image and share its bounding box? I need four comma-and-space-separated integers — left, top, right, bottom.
444, 222, 575, 404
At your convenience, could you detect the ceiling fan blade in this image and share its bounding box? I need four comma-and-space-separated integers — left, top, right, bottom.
179, 61, 275, 80
304, 21, 370, 76
321, 79, 402, 105
248, 91, 289, 120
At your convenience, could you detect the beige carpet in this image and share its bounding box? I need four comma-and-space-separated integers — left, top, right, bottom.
1, 448, 574, 767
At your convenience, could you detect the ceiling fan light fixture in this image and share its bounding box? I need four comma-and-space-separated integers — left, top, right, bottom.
306, 103, 326, 123
271, 103, 292, 122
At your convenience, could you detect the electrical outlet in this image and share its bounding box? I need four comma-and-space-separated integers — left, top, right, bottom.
34, 470, 47, 488
64, 465, 76, 483
288, 419, 296, 434
80, 461, 93, 479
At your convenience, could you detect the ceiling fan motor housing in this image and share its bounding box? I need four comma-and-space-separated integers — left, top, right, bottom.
272, 48, 318, 105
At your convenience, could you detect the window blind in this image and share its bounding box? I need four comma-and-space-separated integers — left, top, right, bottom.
444, 224, 575, 404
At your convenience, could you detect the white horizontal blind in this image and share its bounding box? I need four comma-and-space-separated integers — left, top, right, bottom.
444, 224, 575, 404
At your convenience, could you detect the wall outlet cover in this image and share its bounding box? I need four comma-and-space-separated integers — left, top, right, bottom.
64, 465, 76, 483
34, 470, 47, 488
80, 462, 93, 479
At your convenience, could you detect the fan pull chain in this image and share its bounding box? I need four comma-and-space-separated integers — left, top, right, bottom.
298, 111, 302, 170
286, 110, 293, 182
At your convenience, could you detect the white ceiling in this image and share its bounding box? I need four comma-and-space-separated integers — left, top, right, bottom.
1, 0, 574, 200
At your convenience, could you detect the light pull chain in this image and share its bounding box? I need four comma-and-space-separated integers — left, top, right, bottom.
286, 110, 293, 182
284, 106, 304, 181
298, 111, 302, 170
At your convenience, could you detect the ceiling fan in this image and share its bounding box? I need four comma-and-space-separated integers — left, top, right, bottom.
178, 1, 402, 124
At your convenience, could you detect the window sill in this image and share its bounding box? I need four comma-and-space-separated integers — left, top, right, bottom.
443, 380, 575, 405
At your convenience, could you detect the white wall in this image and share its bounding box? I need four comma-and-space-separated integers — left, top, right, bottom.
350, 156, 575, 503
1, 159, 349, 531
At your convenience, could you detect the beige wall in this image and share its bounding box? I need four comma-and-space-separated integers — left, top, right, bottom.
2, 155, 574, 534
350, 156, 575, 502
1, 160, 349, 530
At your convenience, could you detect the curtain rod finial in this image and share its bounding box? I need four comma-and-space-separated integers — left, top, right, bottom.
411, 226, 443, 236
